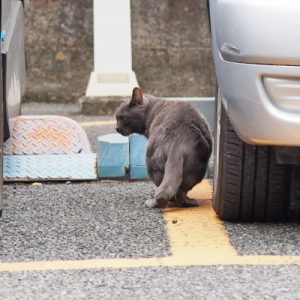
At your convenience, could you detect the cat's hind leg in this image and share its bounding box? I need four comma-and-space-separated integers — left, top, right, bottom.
174, 168, 207, 207
175, 190, 199, 207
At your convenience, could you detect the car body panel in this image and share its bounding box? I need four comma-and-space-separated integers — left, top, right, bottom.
215, 0, 300, 66
209, 0, 300, 146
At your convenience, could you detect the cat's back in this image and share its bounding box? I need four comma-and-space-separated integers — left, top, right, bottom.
149, 98, 208, 131
146, 97, 212, 167
147, 98, 211, 149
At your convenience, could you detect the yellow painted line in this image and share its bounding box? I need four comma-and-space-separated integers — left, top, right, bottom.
79, 120, 116, 127
164, 180, 238, 258
0, 180, 299, 273
0, 256, 299, 273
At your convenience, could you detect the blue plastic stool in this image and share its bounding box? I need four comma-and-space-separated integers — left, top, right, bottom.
129, 134, 149, 180
97, 134, 129, 178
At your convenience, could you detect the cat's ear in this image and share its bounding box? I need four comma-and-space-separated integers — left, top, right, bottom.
129, 87, 143, 107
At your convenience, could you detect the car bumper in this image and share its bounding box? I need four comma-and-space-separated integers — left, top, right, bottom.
216, 60, 300, 146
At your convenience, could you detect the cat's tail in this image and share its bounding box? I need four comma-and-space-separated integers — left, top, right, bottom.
155, 148, 183, 208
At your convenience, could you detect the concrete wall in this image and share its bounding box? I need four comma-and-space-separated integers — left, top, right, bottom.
24, 0, 93, 103
24, 0, 215, 103
131, 0, 215, 97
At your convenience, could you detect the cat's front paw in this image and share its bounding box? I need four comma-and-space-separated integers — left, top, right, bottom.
145, 199, 158, 208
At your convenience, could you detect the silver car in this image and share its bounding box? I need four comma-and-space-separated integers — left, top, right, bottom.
209, 0, 300, 221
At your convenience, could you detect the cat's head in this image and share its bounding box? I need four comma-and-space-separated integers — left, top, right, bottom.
115, 87, 147, 136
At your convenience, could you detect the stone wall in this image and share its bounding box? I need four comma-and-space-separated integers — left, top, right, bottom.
24, 0, 214, 103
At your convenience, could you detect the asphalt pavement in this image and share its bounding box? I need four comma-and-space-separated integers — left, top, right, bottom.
0, 265, 299, 300
0, 102, 298, 300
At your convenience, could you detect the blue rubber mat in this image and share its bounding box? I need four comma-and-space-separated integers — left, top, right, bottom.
4, 154, 97, 182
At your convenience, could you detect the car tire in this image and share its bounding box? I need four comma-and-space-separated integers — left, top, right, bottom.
213, 88, 291, 221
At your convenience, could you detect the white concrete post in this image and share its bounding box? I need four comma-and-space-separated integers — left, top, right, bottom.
86, 0, 138, 97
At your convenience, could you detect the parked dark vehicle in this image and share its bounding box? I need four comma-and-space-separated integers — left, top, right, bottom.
0, 0, 26, 215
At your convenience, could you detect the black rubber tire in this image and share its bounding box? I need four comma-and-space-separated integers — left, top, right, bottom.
213, 89, 291, 221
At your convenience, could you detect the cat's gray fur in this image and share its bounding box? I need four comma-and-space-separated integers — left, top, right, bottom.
115, 87, 212, 208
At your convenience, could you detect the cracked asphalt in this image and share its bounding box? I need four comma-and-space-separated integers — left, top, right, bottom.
0, 102, 298, 300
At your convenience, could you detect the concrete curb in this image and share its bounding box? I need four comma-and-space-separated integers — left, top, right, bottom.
79, 96, 215, 130
79, 96, 124, 115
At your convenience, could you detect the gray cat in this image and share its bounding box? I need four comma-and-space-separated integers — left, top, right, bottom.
115, 87, 212, 208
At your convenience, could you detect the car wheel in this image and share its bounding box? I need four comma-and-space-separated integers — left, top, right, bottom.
213, 88, 291, 221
